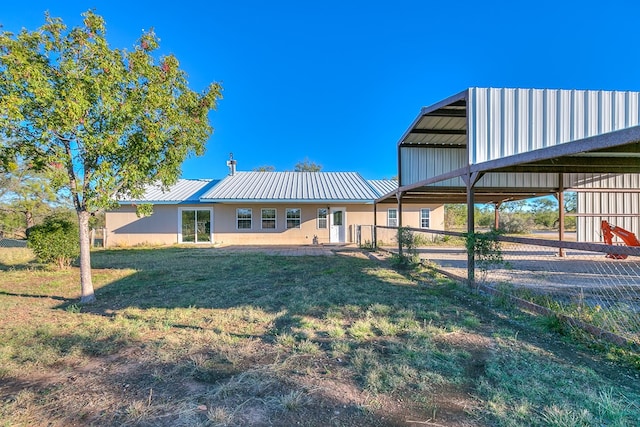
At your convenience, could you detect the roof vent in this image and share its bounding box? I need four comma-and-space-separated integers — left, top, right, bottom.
226, 152, 237, 176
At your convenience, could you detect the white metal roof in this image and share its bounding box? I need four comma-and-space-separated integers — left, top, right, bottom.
118, 179, 219, 204
367, 179, 398, 196
383, 87, 640, 204
200, 172, 383, 202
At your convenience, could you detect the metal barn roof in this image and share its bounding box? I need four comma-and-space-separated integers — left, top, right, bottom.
200, 172, 383, 203
380, 87, 640, 205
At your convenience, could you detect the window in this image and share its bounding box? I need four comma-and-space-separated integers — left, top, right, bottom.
261, 208, 276, 229
333, 210, 343, 226
286, 208, 301, 229
387, 208, 398, 227
317, 208, 327, 229
420, 208, 430, 229
180, 209, 211, 243
237, 208, 252, 229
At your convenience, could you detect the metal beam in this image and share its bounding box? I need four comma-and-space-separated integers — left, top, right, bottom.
469, 125, 640, 175
409, 128, 467, 135
400, 143, 466, 148
424, 109, 467, 118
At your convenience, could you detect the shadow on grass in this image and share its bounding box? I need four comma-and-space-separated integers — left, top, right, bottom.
0, 290, 74, 302
4, 247, 640, 426
58, 247, 429, 317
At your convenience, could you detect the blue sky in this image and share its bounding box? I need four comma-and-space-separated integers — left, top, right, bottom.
2, 1, 640, 180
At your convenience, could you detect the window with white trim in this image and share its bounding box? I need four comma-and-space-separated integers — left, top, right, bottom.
317, 208, 327, 229
261, 208, 276, 229
387, 208, 398, 227
286, 208, 301, 229
237, 208, 252, 229
420, 208, 430, 229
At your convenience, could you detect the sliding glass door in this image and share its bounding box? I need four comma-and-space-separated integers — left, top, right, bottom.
180, 209, 212, 243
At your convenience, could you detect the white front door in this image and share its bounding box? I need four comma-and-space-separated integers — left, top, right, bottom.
329, 207, 346, 243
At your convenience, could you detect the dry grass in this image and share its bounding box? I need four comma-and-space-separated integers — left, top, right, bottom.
0, 246, 639, 426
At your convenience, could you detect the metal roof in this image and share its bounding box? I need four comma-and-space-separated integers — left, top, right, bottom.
200, 172, 381, 202
368, 179, 398, 196
379, 87, 640, 205
118, 179, 219, 204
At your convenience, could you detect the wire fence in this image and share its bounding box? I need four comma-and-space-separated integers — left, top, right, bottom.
0, 237, 27, 248
366, 225, 640, 347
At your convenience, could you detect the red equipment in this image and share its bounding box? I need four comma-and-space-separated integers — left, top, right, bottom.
601, 220, 640, 259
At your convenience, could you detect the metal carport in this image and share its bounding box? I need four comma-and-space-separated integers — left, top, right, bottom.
375, 87, 640, 280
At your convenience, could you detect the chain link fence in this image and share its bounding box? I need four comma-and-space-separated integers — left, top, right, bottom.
0, 237, 27, 248
370, 225, 640, 347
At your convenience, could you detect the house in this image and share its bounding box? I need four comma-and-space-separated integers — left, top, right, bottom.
105, 166, 444, 247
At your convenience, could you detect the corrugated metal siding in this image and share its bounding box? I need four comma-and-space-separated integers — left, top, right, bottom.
400, 147, 466, 186
577, 192, 640, 242
468, 88, 640, 164
475, 172, 559, 188
400, 146, 560, 189
201, 172, 380, 201
566, 173, 640, 189
118, 179, 217, 203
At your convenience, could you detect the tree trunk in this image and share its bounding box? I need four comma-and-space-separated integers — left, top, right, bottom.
25, 210, 34, 229
78, 210, 96, 303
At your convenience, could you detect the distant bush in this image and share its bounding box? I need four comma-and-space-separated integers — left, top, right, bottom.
27, 215, 79, 269
498, 213, 533, 234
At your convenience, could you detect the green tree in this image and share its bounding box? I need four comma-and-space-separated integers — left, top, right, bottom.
531, 196, 558, 228
0, 11, 222, 303
444, 203, 467, 230
0, 155, 62, 234
253, 165, 276, 172
294, 157, 322, 172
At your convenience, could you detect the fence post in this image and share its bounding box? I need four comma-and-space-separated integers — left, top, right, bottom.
373, 204, 378, 249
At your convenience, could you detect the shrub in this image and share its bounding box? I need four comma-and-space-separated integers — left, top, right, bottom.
498, 213, 533, 234
465, 230, 506, 283
27, 215, 80, 269
391, 227, 421, 269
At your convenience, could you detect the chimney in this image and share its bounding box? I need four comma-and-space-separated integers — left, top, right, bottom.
226, 152, 237, 176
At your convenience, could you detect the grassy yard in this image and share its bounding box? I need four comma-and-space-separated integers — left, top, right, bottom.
0, 246, 639, 426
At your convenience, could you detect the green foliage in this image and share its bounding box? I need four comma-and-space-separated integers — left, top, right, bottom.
0, 10, 222, 301
465, 230, 505, 281
476, 205, 495, 228
390, 227, 421, 269
444, 204, 467, 230
360, 239, 376, 250
498, 212, 534, 234
253, 165, 276, 172
134, 203, 154, 218
0, 154, 64, 235
294, 157, 322, 172
0, 11, 222, 212
27, 215, 79, 268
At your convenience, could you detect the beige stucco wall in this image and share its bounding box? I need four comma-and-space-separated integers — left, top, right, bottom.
106, 204, 189, 247
372, 204, 445, 245
106, 202, 444, 247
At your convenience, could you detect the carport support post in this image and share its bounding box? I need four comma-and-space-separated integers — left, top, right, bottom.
463, 171, 483, 286
493, 202, 502, 230
467, 186, 475, 284
556, 173, 565, 257
396, 191, 404, 256
373, 203, 378, 249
